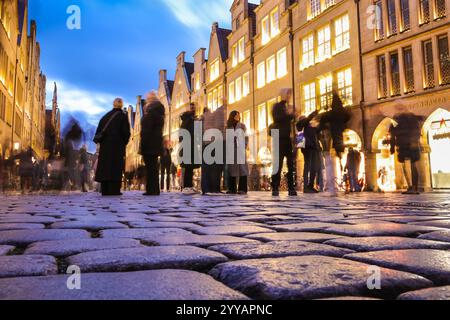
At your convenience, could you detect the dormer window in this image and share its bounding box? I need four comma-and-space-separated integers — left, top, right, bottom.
209, 59, 220, 83
232, 37, 245, 67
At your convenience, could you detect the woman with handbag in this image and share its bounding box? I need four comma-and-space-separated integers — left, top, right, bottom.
93, 98, 131, 196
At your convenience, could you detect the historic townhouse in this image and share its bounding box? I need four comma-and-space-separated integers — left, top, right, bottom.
292, 0, 363, 184
190, 48, 207, 117
148, 0, 449, 192
252, 0, 294, 172
227, 0, 258, 164
157, 69, 174, 140
1, 0, 46, 161
205, 23, 231, 122
170, 51, 195, 145
125, 96, 145, 175
359, 0, 450, 191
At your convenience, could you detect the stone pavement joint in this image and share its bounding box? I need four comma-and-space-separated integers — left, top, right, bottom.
0, 191, 450, 300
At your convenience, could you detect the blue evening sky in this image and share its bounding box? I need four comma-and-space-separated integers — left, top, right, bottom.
28, 0, 243, 127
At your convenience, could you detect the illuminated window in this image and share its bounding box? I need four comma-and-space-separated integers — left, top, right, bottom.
317, 25, 331, 62
242, 72, 250, 97
319, 75, 333, 110
374, 0, 385, 41
261, 16, 270, 45
377, 55, 388, 98
243, 110, 251, 132
232, 37, 245, 67
423, 39, 435, 88
325, 0, 335, 9
334, 14, 350, 53
301, 34, 314, 69
218, 86, 223, 109
235, 77, 242, 101
270, 8, 280, 37
195, 73, 201, 91
238, 38, 245, 63
258, 103, 267, 131
337, 68, 353, 106
261, 7, 280, 45
266, 55, 276, 84
303, 82, 317, 115
257, 62, 266, 88
419, 0, 431, 25
403, 47, 415, 93
434, 0, 446, 19
387, 0, 397, 36
212, 88, 218, 111
0, 44, 8, 85
310, 0, 321, 19
390, 51, 401, 96
229, 82, 235, 104
267, 99, 276, 126
438, 35, 450, 85
277, 48, 287, 78
400, 0, 410, 32
209, 59, 220, 82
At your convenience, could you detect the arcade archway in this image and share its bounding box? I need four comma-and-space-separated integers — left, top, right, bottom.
372, 118, 397, 192
423, 108, 450, 189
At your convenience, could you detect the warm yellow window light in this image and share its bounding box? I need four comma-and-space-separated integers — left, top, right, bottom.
261, 16, 270, 45
301, 34, 315, 69
228, 82, 235, 104
317, 25, 331, 62
257, 62, 266, 88
238, 37, 245, 63
242, 72, 250, 97
303, 82, 317, 115
243, 110, 251, 132
270, 8, 280, 37
334, 14, 350, 54
277, 48, 287, 78
258, 103, 267, 131
266, 55, 276, 84
337, 67, 353, 106
209, 59, 220, 82
319, 74, 333, 109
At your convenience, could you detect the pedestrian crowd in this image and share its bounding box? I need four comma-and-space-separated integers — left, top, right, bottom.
1, 88, 424, 197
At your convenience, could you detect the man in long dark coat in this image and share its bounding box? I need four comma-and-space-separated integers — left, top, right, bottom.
140, 92, 165, 196
94, 98, 131, 196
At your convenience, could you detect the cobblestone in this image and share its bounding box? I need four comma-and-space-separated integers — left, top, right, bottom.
1, 191, 449, 300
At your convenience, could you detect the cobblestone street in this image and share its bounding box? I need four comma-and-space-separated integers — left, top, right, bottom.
1, 191, 450, 300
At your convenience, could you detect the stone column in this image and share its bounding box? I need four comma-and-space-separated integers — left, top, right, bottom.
418, 145, 433, 192
364, 151, 378, 192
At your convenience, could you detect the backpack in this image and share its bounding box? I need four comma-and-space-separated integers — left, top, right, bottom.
296, 131, 306, 149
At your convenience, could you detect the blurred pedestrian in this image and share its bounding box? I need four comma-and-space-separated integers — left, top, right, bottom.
201, 107, 225, 194
226, 111, 249, 195
269, 88, 297, 197
345, 147, 362, 192
179, 104, 200, 195
94, 98, 131, 196
389, 106, 425, 195
18, 148, 33, 194
160, 141, 172, 192
140, 92, 165, 196
319, 91, 351, 196
296, 110, 321, 193
79, 145, 89, 192
62, 121, 82, 191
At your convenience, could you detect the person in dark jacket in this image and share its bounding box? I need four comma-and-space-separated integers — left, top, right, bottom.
140, 92, 165, 196
319, 91, 351, 196
269, 89, 297, 197
297, 110, 321, 193
345, 147, 362, 192
18, 148, 34, 194
94, 98, 131, 196
79, 145, 89, 193
389, 107, 425, 194
226, 111, 249, 195
160, 141, 172, 192
179, 104, 200, 194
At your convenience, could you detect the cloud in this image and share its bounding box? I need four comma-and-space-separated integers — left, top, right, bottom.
45, 79, 133, 125
160, 0, 233, 30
